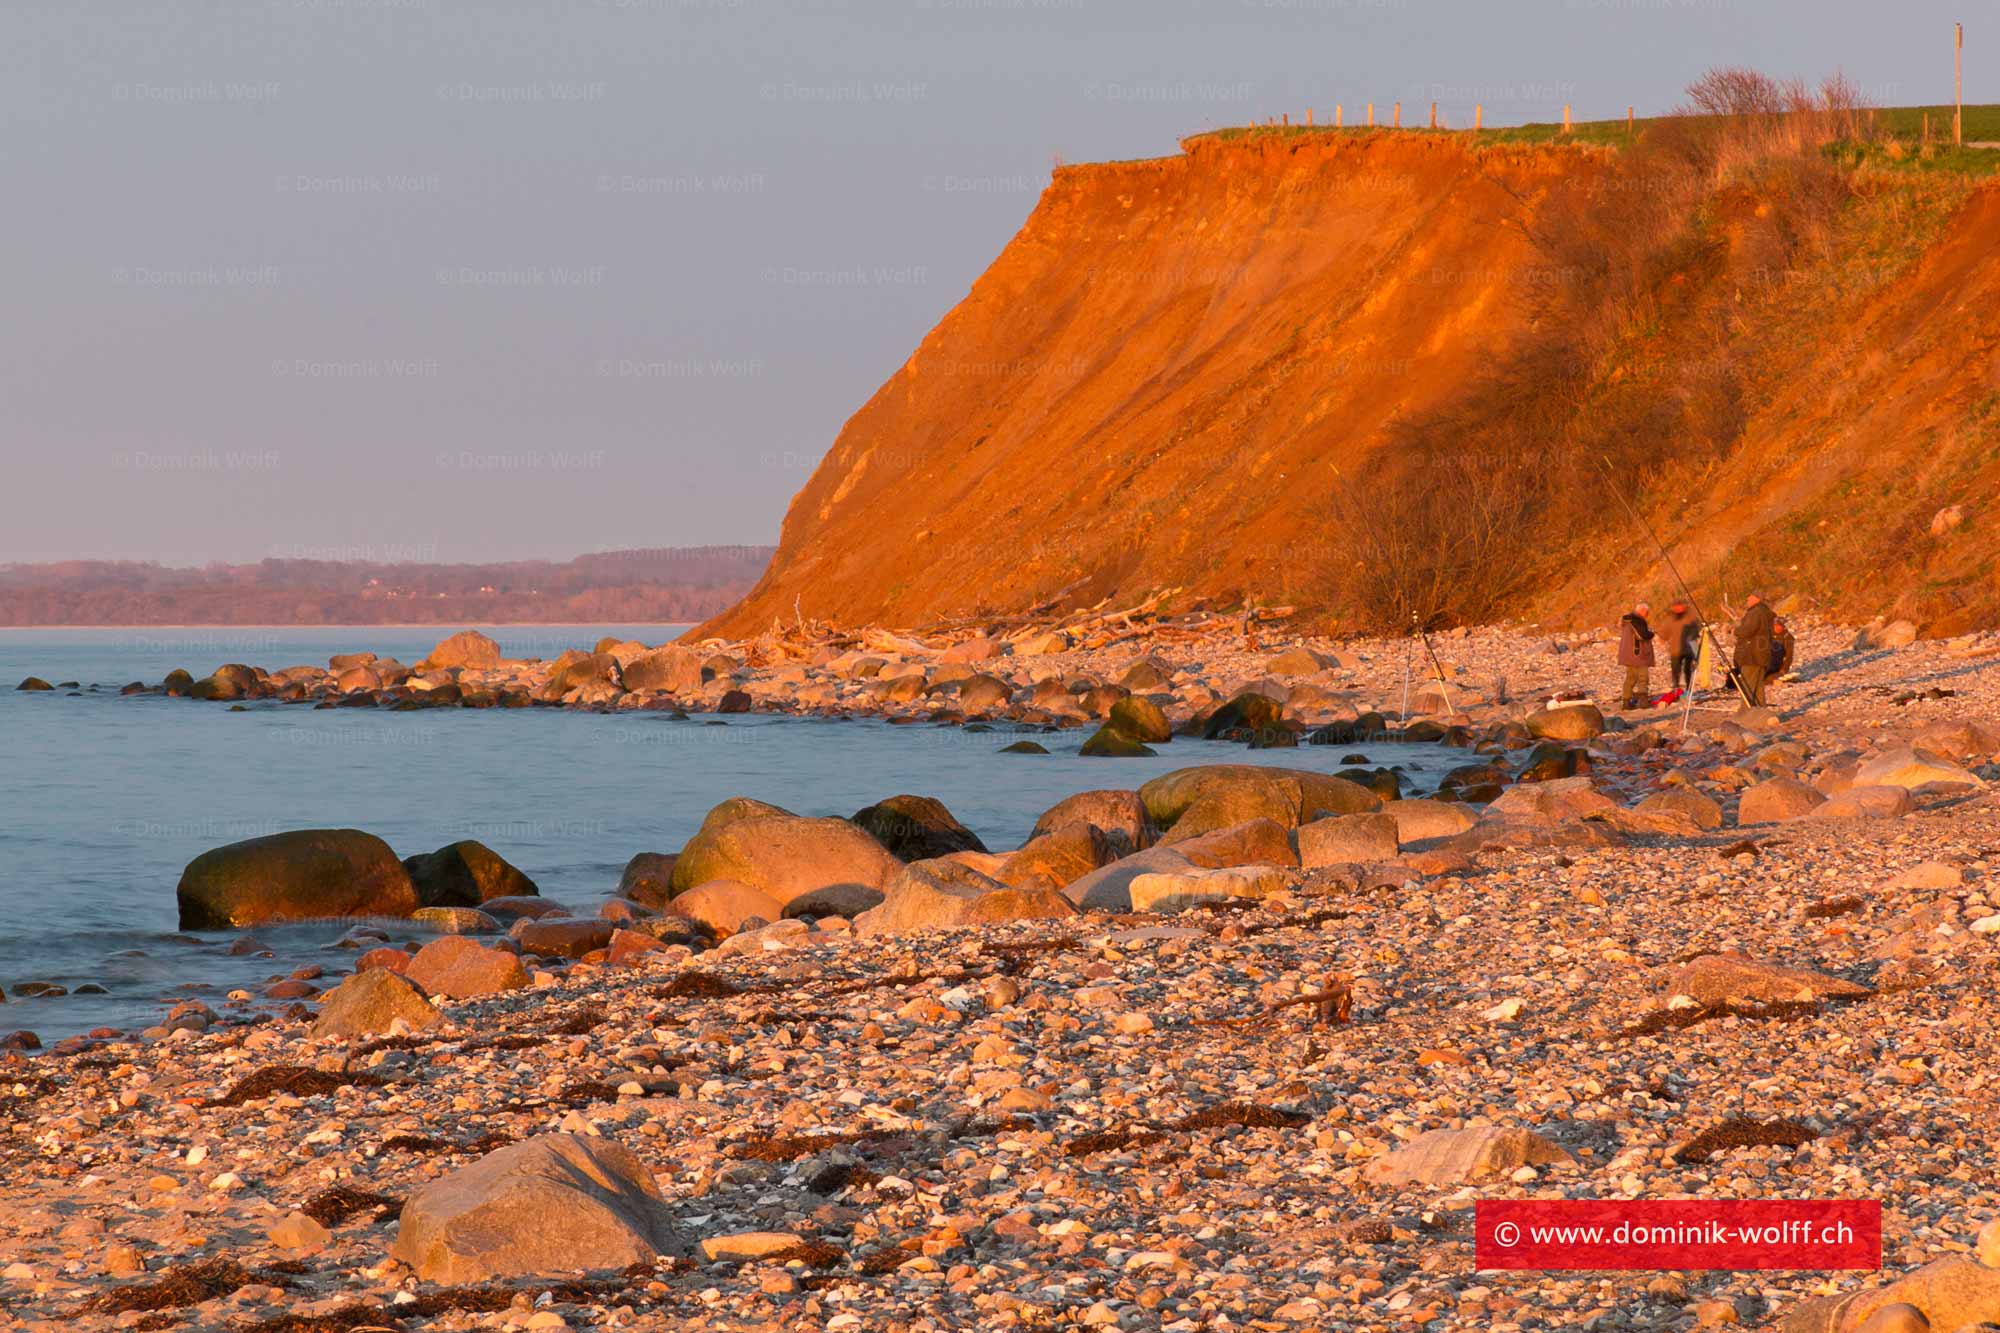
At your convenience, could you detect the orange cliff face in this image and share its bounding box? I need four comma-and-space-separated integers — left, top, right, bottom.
701, 132, 1595, 637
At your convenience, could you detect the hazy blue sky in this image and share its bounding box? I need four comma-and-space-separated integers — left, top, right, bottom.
1, 0, 1977, 565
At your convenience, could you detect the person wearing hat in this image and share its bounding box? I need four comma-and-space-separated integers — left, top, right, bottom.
1733, 593, 1776, 707
1655, 599, 1701, 693
1616, 601, 1656, 709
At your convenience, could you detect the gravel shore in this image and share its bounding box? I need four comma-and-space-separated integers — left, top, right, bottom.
4, 618, 1998, 1331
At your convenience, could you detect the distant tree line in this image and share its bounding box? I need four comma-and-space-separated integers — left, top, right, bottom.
0, 546, 773, 625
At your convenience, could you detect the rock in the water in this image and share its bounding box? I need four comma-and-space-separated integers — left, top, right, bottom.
667, 881, 782, 936
419, 630, 502, 670
1737, 776, 1826, 825
670, 813, 900, 916
1200, 691, 1285, 740
1524, 703, 1604, 742
1108, 695, 1171, 744
402, 840, 539, 909
1128, 865, 1298, 914
1853, 746, 1985, 792
176, 829, 417, 930
16, 677, 53, 691
716, 688, 753, 713
545, 650, 621, 698
1633, 788, 1724, 830
1078, 723, 1156, 757
999, 740, 1048, 755
851, 794, 987, 860
619, 645, 704, 694
1297, 812, 1400, 867
1365, 1125, 1572, 1187
311, 968, 440, 1039
616, 853, 678, 909
404, 936, 530, 998
411, 906, 499, 934
1660, 953, 1871, 1005
996, 822, 1116, 891
392, 1135, 680, 1282
693, 796, 796, 838
1031, 789, 1156, 856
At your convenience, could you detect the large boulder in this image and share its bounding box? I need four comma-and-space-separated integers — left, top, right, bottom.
667, 881, 782, 936
1910, 718, 2000, 761
1297, 812, 1400, 867
996, 822, 1116, 892
1524, 703, 1604, 742
1170, 817, 1298, 869
1265, 646, 1332, 677
855, 860, 1006, 935
1078, 723, 1156, 757
1737, 776, 1826, 825
545, 651, 621, 698
1365, 1126, 1571, 1188
620, 645, 704, 694
404, 936, 530, 999
1108, 695, 1172, 744
957, 674, 1013, 712
1809, 784, 1915, 820
851, 795, 986, 860
177, 829, 417, 929
1062, 846, 1194, 912
401, 840, 539, 909
670, 813, 900, 915
1486, 776, 1616, 824
393, 1135, 680, 1282
311, 969, 440, 1040
1031, 790, 1157, 856
1633, 788, 1724, 830
1775, 1258, 2000, 1333
1142, 765, 1379, 840
695, 797, 794, 838
1853, 746, 1986, 792
1128, 865, 1298, 914
419, 630, 502, 671
1383, 799, 1479, 845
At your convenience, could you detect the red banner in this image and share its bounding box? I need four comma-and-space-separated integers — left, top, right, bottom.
1475, 1199, 1881, 1271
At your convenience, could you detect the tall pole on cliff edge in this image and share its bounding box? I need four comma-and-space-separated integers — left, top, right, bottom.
1957, 22, 1965, 148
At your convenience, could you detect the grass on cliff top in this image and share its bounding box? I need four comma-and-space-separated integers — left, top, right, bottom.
1200, 104, 2000, 172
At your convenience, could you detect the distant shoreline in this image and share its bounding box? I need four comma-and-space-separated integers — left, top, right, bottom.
0, 621, 697, 632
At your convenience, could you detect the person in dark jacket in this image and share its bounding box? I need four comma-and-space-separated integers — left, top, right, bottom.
1771, 619, 1797, 677
1654, 600, 1701, 692
1733, 594, 1776, 707
1616, 602, 1656, 709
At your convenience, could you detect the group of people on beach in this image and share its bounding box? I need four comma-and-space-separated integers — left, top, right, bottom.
1615, 594, 1795, 710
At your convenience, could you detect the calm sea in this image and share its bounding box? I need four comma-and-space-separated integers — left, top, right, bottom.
0, 625, 1455, 1041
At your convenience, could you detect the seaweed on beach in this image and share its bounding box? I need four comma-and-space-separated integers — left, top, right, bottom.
753, 1240, 846, 1268
654, 971, 744, 999
379, 1130, 514, 1156
552, 1007, 606, 1035
1805, 894, 1865, 919
78, 1258, 263, 1313
728, 1128, 904, 1162
396, 1268, 659, 1316
556, 1080, 627, 1105
300, 1185, 402, 1226
1670, 1116, 1820, 1163
233, 1307, 403, 1333
475, 1034, 546, 1052
1618, 998, 1843, 1039
205, 1066, 385, 1107
1064, 1101, 1311, 1158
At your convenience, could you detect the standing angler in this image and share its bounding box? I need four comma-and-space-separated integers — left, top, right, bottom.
1655, 599, 1701, 694
1616, 601, 1656, 709
1733, 593, 1777, 708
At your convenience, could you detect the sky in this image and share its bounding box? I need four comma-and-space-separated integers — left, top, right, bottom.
0, 0, 1979, 566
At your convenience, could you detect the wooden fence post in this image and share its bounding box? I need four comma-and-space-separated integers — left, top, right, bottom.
1563, 104, 1571, 133
1475, 103, 1482, 132
1335, 103, 1343, 127
1627, 105, 1634, 137
1393, 101, 1401, 128
1430, 100, 1437, 129
1367, 102, 1375, 126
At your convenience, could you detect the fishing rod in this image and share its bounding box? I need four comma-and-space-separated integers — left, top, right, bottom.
1411, 612, 1457, 716
1594, 455, 1755, 711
